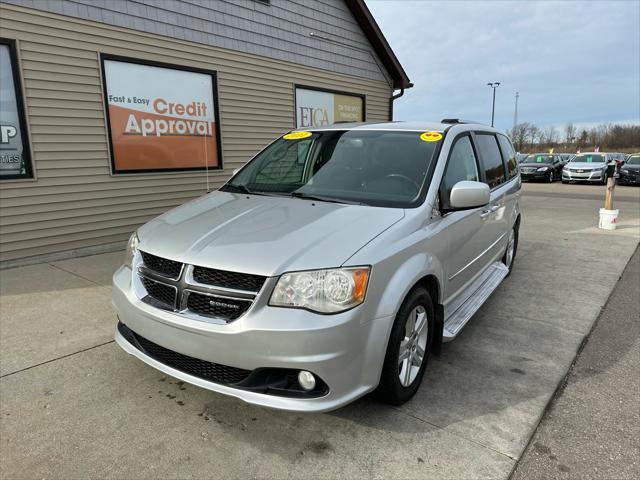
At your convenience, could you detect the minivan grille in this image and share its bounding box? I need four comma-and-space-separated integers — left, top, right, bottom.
140, 251, 183, 279
187, 292, 252, 320
118, 322, 251, 385
141, 277, 177, 309
192, 266, 266, 292
137, 252, 263, 323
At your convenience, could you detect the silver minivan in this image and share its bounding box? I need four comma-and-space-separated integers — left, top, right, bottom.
112, 120, 521, 412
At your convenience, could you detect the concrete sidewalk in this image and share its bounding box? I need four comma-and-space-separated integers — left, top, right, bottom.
512, 247, 640, 480
1, 183, 639, 479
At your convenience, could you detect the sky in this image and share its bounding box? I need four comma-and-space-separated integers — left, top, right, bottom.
365, 0, 640, 133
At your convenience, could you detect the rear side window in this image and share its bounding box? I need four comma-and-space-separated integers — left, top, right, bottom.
497, 134, 518, 179
475, 133, 505, 188
441, 135, 479, 201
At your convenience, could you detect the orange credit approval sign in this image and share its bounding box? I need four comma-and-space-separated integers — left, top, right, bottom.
102, 56, 222, 173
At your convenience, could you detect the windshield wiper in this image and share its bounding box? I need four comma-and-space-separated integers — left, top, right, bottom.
290, 191, 363, 205
220, 183, 255, 194
221, 184, 291, 197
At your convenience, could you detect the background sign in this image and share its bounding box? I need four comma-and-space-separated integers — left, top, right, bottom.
102, 56, 222, 173
295, 86, 364, 128
0, 40, 32, 179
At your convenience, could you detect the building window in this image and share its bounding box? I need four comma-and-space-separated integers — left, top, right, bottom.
100, 54, 223, 174
295, 85, 365, 128
0, 38, 33, 180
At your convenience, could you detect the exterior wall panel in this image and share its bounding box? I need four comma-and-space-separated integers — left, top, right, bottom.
0, 3, 393, 263
3, 0, 390, 84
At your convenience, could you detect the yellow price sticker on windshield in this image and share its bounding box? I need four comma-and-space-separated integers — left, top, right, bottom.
420, 131, 442, 142
283, 131, 312, 140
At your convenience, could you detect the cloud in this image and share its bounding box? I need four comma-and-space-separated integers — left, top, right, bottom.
366, 0, 640, 131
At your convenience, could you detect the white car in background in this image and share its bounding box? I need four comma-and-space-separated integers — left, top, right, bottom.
562, 153, 611, 184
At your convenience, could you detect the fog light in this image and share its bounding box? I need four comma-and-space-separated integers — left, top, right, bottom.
298, 370, 316, 391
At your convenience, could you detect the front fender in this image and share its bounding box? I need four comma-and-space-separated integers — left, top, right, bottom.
373, 252, 444, 321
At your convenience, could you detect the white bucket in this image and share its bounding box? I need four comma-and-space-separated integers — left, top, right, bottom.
598, 208, 619, 230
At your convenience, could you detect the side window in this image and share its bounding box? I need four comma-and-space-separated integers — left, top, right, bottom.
475, 133, 506, 188
442, 136, 479, 201
497, 134, 518, 179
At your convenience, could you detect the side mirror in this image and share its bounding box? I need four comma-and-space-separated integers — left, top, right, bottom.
449, 181, 490, 210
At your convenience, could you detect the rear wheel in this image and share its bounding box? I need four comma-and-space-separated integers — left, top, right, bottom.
377, 288, 434, 405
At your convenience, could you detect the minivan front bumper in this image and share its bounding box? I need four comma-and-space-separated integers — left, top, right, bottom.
112, 266, 391, 412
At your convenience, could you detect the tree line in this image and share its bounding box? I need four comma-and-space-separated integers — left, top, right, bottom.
507, 122, 640, 153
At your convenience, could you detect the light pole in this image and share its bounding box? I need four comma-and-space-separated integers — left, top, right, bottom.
487, 82, 500, 127
513, 91, 519, 130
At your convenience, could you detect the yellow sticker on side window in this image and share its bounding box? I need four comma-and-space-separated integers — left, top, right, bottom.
420, 131, 443, 142
283, 131, 312, 140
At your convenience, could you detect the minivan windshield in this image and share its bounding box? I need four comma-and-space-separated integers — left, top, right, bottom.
571, 154, 605, 163
221, 130, 441, 207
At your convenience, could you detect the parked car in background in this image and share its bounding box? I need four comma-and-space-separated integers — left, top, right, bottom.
608, 152, 626, 171
618, 154, 640, 185
519, 153, 563, 182
562, 152, 611, 184
558, 154, 573, 165
112, 120, 521, 412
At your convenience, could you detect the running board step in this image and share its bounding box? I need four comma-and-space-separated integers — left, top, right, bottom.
443, 262, 509, 341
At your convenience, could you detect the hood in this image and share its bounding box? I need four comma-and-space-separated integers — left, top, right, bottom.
565, 162, 606, 169
137, 191, 405, 276
622, 163, 640, 170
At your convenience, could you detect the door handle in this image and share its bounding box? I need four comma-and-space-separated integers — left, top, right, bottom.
480, 205, 500, 218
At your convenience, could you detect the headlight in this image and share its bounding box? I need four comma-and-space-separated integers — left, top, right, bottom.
537, 167, 549, 172
269, 266, 370, 313
124, 232, 139, 269
620, 169, 629, 174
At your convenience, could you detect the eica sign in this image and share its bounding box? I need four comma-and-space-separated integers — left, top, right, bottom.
295, 87, 364, 128
101, 55, 222, 173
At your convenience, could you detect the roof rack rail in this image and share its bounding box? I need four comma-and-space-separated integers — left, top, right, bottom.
440, 118, 485, 125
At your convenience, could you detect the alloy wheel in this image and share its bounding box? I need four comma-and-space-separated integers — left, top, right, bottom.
398, 305, 428, 387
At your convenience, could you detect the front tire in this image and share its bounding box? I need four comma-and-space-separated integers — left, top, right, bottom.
377, 288, 434, 405
502, 224, 519, 275
548, 171, 554, 183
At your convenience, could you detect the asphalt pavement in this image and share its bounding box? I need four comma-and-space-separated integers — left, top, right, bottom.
512, 246, 640, 480
1, 181, 639, 479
